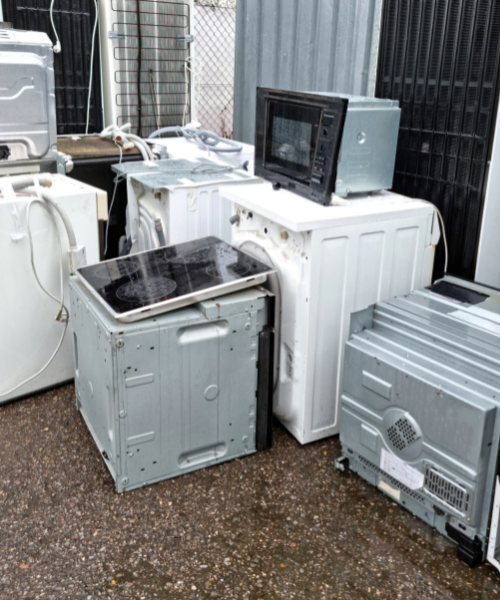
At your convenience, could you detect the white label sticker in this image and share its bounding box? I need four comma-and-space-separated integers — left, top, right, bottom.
378, 478, 401, 501
380, 448, 424, 490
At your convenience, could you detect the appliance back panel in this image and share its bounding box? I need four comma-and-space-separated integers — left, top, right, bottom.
104, 0, 191, 137
4, 0, 103, 134
375, 0, 500, 279
339, 279, 500, 561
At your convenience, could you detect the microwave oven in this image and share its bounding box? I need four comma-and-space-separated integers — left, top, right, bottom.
254, 88, 401, 205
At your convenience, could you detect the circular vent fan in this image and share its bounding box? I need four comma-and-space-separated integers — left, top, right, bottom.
383, 410, 423, 459
387, 417, 418, 451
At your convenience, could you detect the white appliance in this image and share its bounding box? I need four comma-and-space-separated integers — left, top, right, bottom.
155, 136, 255, 169
113, 156, 260, 255
0, 174, 106, 403
476, 106, 500, 287
99, 0, 195, 135
223, 183, 440, 444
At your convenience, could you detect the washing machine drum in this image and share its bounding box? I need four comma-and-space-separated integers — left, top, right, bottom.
239, 241, 281, 390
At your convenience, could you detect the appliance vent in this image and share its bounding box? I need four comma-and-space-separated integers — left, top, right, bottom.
424, 467, 470, 514
376, 0, 500, 279
387, 417, 418, 451
358, 455, 425, 502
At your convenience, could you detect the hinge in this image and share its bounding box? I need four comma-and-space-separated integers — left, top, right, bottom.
108, 31, 126, 40
177, 34, 195, 43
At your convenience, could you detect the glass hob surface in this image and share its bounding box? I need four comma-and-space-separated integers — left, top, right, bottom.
76, 237, 273, 319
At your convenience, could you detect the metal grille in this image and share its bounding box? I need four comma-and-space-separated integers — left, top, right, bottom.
376, 0, 500, 279
110, 0, 191, 137
424, 466, 470, 514
3, 0, 103, 134
193, 0, 236, 137
387, 417, 418, 451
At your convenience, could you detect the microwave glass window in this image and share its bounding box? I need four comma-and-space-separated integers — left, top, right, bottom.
265, 101, 320, 181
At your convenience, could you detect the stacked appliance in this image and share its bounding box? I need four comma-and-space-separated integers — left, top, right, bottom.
221, 89, 441, 444
0, 29, 71, 175
70, 237, 275, 492
337, 276, 500, 573
112, 156, 260, 255
0, 174, 105, 402
0, 32, 106, 402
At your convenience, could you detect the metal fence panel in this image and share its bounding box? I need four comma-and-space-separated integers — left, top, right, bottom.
193, 0, 236, 137
233, 0, 383, 144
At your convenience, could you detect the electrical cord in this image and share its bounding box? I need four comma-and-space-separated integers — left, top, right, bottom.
85, 0, 99, 134
0, 195, 68, 398
419, 201, 449, 273
104, 142, 124, 258
149, 70, 160, 131
136, 0, 143, 136
148, 126, 243, 153
49, 0, 61, 53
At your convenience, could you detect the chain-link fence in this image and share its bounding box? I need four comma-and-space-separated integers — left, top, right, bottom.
193, 0, 236, 138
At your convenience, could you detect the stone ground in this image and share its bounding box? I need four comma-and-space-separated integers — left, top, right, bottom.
0, 384, 498, 600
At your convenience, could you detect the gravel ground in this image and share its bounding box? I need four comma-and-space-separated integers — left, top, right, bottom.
0, 384, 499, 600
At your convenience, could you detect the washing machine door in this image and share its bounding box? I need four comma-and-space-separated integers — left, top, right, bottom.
239, 240, 281, 390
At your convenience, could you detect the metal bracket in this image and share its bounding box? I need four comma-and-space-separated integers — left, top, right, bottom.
177, 34, 195, 44
108, 31, 126, 40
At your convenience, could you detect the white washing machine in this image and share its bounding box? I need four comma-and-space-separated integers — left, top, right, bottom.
0, 174, 106, 403
223, 182, 440, 444
114, 156, 261, 255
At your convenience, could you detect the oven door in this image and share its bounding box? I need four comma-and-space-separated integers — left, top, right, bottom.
254, 88, 347, 205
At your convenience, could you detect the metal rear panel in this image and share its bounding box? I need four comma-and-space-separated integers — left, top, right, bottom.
70, 278, 270, 492
4, 0, 103, 134
0, 29, 58, 166
99, 0, 192, 136
339, 277, 500, 565
233, 0, 383, 144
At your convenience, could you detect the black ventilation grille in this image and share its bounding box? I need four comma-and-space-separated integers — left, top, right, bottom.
3, 0, 103, 134
376, 0, 500, 279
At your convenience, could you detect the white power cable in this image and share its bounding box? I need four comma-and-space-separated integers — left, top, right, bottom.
419, 201, 449, 273
49, 0, 61, 53
85, 0, 99, 134
434, 206, 449, 273
0, 195, 68, 398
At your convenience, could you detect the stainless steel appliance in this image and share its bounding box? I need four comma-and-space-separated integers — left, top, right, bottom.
0, 29, 68, 175
337, 276, 500, 571
254, 88, 400, 204
70, 277, 274, 493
